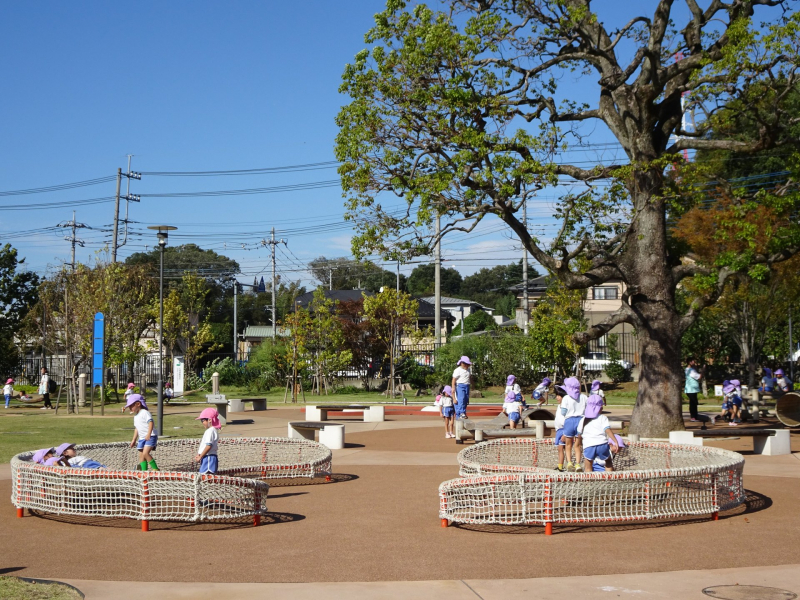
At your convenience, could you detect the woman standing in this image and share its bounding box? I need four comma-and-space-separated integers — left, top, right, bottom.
39, 367, 53, 410
684, 358, 702, 422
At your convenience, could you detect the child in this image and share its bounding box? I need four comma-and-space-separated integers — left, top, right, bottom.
504, 375, 522, 402
591, 379, 606, 407
194, 408, 221, 474
720, 380, 742, 425
451, 356, 472, 420
775, 369, 794, 393
578, 395, 619, 472
504, 391, 522, 429
55, 443, 107, 469
437, 385, 456, 438
760, 368, 776, 393
532, 377, 551, 406
44, 452, 71, 467
553, 384, 567, 471
127, 394, 159, 471
164, 382, 174, 403
3, 378, 13, 409
31, 447, 56, 465
19, 390, 31, 403
561, 376, 587, 472
122, 382, 136, 413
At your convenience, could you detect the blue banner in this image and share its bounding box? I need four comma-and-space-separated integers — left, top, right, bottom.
92, 312, 105, 387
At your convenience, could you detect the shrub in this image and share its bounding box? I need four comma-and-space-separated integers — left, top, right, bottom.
396, 354, 435, 389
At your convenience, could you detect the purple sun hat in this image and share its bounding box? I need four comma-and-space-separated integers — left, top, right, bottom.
125, 393, 147, 409
506, 375, 516, 386
563, 377, 581, 400
55, 443, 75, 456
614, 434, 626, 448
457, 356, 472, 366
591, 379, 602, 391
32, 448, 54, 464
541, 377, 551, 387
585, 394, 604, 418
722, 380, 735, 394
443, 385, 452, 395
730, 379, 741, 388
506, 391, 517, 402
775, 369, 785, 377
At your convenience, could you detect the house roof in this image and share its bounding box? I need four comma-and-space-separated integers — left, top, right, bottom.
507, 275, 550, 293
243, 325, 291, 339
416, 299, 455, 320
294, 289, 372, 309
419, 295, 488, 307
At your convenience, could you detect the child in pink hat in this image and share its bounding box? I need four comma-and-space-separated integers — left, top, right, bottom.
121, 382, 136, 413
3, 378, 14, 408
577, 395, 619, 472
194, 407, 221, 474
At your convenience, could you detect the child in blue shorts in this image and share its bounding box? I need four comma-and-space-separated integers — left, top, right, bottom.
56, 443, 108, 469
553, 384, 567, 471
127, 394, 158, 471
578, 395, 619, 472
719, 380, 742, 425
504, 391, 522, 429
194, 407, 221, 474
532, 377, 551, 406
438, 385, 456, 438
561, 377, 586, 472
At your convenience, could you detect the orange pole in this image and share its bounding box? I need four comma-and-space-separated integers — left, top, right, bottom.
441, 518, 448, 528
545, 522, 553, 535
16, 508, 23, 518
712, 511, 719, 521
254, 514, 261, 527
142, 520, 149, 532
325, 475, 332, 482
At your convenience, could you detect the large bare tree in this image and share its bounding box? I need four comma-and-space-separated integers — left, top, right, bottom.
335, 0, 800, 435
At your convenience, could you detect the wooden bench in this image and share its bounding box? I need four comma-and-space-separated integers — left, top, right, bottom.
306, 405, 385, 423
228, 398, 267, 412
288, 421, 345, 450
669, 428, 790, 456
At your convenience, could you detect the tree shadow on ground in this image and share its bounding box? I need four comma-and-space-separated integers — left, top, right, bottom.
0, 567, 25, 575
28, 510, 304, 531
267, 473, 359, 487
453, 489, 771, 535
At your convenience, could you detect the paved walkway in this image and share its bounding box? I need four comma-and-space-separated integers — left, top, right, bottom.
58, 564, 800, 599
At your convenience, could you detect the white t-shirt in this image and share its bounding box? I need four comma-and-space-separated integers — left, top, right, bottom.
39, 373, 49, 394
3, 384, 13, 395
68, 455, 94, 467
452, 367, 471, 385
593, 389, 605, 399
505, 401, 522, 415
438, 394, 453, 407
199, 427, 219, 455
555, 397, 567, 429
504, 384, 521, 396
578, 415, 611, 448
776, 377, 793, 392
564, 394, 587, 419
124, 388, 134, 399
134, 409, 156, 439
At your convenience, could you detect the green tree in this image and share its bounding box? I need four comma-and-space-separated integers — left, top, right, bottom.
336, 1, 800, 436
0, 245, 38, 376
406, 263, 462, 297
460, 261, 538, 312
363, 288, 419, 398
528, 281, 586, 380
604, 334, 631, 384
126, 244, 239, 280
308, 256, 404, 292
452, 310, 496, 336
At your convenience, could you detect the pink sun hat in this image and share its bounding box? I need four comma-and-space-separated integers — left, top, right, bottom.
127, 382, 135, 389
196, 407, 222, 429
6, 378, 14, 384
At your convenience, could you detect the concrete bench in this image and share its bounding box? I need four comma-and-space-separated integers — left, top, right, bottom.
228, 398, 267, 412
669, 428, 790, 456
475, 422, 547, 442
306, 405, 385, 423
205, 394, 228, 423
288, 421, 345, 450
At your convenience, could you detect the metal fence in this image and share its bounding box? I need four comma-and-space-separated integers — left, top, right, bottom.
14, 355, 171, 388
585, 332, 639, 366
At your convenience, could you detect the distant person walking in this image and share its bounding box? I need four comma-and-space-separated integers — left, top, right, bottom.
451, 356, 472, 420
684, 358, 702, 422
39, 367, 53, 410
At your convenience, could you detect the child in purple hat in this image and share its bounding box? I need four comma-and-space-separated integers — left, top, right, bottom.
437, 385, 456, 438
504, 375, 522, 403
591, 379, 606, 407
775, 369, 793, 393
553, 384, 567, 471
719, 380, 742, 425
560, 377, 587, 472
532, 377, 551, 407
126, 394, 159, 471
504, 391, 523, 429
31, 448, 56, 465
451, 356, 472, 420
578, 394, 619, 472
56, 443, 107, 469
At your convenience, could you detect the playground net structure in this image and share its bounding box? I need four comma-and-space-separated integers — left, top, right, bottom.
441, 439, 745, 534
12, 437, 332, 529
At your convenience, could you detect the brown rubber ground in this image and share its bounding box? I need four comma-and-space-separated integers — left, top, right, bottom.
3, 422, 799, 584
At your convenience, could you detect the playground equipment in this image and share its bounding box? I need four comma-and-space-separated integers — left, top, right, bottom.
775, 392, 800, 427
12, 437, 332, 531
440, 438, 745, 535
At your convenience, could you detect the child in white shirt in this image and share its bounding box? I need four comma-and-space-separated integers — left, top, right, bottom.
560, 377, 587, 472
590, 379, 606, 406
450, 356, 472, 419
4, 378, 14, 408
553, 385, 567, 471
774, 369, 793, 393
504, 375, 522, 400
578, 394, 619, 472
504, 392, 522, 429
437, 385, 456, 438
532, 377, 551, 406
194, 407, 221, 474
126, 394, 158, 471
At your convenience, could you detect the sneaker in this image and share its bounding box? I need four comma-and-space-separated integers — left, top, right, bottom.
445, 434, 450, 439
40, 406, 47, 409
690, 418, 698, 422
573, 463, 583, 472
730, 421, 738, 426
555, 466, 565, 472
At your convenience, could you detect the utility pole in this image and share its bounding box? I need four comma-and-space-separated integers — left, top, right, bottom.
329, 268, 333, 291
111, 163, 142, 262
396, 260, 400, 293
262, 229, 286, 339
58, 211, 88, 272
790, 310, 795, 381
435, 214, 441, 346
233, 278, 238, 362
522, 197, 529, 335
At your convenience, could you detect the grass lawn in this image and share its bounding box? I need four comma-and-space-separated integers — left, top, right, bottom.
0, 577, 82, 599
0, 410, 205, 463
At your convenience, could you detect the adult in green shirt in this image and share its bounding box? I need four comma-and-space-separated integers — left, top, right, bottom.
684, 357, 702, 422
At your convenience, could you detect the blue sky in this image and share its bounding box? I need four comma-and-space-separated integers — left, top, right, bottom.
0, 2, 695, 286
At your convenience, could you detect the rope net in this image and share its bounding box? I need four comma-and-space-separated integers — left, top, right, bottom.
11, 437, 331, 523
441, 439, 745, 527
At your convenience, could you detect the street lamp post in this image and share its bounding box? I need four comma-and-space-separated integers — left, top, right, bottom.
147, 225, 177, 438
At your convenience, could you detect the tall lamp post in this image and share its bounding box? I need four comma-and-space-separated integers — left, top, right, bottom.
147, 225, 177, 437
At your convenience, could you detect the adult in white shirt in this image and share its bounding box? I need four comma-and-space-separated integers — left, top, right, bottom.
451, 356, 472, 419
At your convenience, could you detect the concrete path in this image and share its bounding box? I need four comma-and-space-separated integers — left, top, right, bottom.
59, 564, 800, 599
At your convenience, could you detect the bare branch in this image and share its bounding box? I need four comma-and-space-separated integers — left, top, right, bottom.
573, 305, 638, 345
